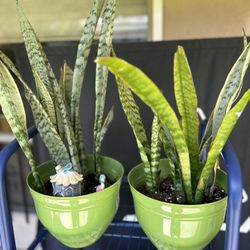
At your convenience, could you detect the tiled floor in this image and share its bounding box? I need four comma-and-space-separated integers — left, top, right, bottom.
11, 211, 42, 250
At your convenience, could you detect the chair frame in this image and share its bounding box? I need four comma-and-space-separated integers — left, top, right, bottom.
0, 127, 243, 250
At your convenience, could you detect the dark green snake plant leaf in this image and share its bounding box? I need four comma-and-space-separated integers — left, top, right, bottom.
58, 62, 74, 144
150, 115, 161, 188
24, 87, 72, 168
94, 105, 114, 171
97, 57, 192, 202
59, 62, 73, 112
160, 127, 184, 200
0, 50, 23, 81
159, 127, 175, 180
18, 0, 64, 140
0, 61, 44, 192
17, 1, 54, 100
71, 0, 105, 171
212, 43, 250, 138
115, 74, 157, 191
93, 0, 116, 171
53, 84, 81, 171
195, 89, 250, 203
96, 106, 114, 154
243, 29, 248, 49
59, 64, 83, 167
17, 2, 81, 172
205, 159, 219, 198
174, 46, 200, 187
71, 0, 105, 132
200, 111, 213, 153
34, 72, 57, 129
0, 50, 55, 130
75, 118, 86, 171
199, 135, 212, 163
116, 76, 150, 152
0, 52, 72, 170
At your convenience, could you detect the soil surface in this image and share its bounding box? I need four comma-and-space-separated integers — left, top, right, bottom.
44, 173, 113, 196
82, 173, 113, 195
139, 176, 227, 204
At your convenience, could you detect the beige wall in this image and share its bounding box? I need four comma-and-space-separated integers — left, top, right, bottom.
0, 0, 147, 43
163, 0, 250, 40
1, 0, 249, 43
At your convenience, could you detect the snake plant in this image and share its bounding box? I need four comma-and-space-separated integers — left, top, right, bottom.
97, 43, 250, 204
0, 0, 115, 194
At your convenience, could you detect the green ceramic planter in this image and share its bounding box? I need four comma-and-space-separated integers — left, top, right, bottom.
128, 159, 228, 250
27, 155, 124, 248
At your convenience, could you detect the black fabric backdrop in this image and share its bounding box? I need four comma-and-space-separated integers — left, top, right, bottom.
1, 38, 250, 249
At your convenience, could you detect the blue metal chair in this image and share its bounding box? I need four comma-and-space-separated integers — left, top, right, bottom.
0, 127, 243, 250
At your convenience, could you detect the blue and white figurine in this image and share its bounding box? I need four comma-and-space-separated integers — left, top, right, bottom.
95, 174, 106, 192
50, 163, 83, 197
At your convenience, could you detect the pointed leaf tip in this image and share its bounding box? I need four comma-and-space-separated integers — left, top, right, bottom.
177, 45, 184, 51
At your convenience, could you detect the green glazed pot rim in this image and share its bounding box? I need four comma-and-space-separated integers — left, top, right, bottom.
27, 155, 124, 200
128, 163, 228, 208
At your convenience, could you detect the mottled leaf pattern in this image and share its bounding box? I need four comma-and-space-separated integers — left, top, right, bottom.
59, 62, 73, 112
0, 50, 23, 80
212, 43, 250, 138
205, 159, 218, 198
150, 115, 161, 188
24, 87, 71, 168
75, 118, 86, 170
0, 61, 44, 192
243, 29, 248, 49
200, 110, 213, 150
56, 73, 66, 142
94, 106, 114, 170
53, 83, 81, 171
174, 46, 200, 187
159, 127, 184, 199
0, 52, 72, 171
115, 73, 157, 190
159, 128, 175, 179
58, 63, 74, 150
116, 74, 151, 165
94, 0, 116, 171
71, 0, 105, 119
71, 0, 106, 171
0, 1, 118, 195
0, 50, 57, 138
199, 136, 212, 164
34, 72, 57, 128
97, 106, 114, 152
17, 2, 81, 172
71, 0, 105, 137
17, 2, 54, 99
18, 7, 66, 142
195, 89, 250, 203
97, 57, 192, 201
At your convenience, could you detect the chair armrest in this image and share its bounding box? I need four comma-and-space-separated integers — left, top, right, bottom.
0, 127, 38, 250
222, 142, 242, 250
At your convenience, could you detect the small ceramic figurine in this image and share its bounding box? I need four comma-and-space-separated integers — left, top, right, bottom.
95, 174, 106, 192
50, 163, 83, 197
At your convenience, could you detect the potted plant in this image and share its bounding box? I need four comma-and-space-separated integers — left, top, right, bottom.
0, 0, 124, 248
97, 43, 250, 249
